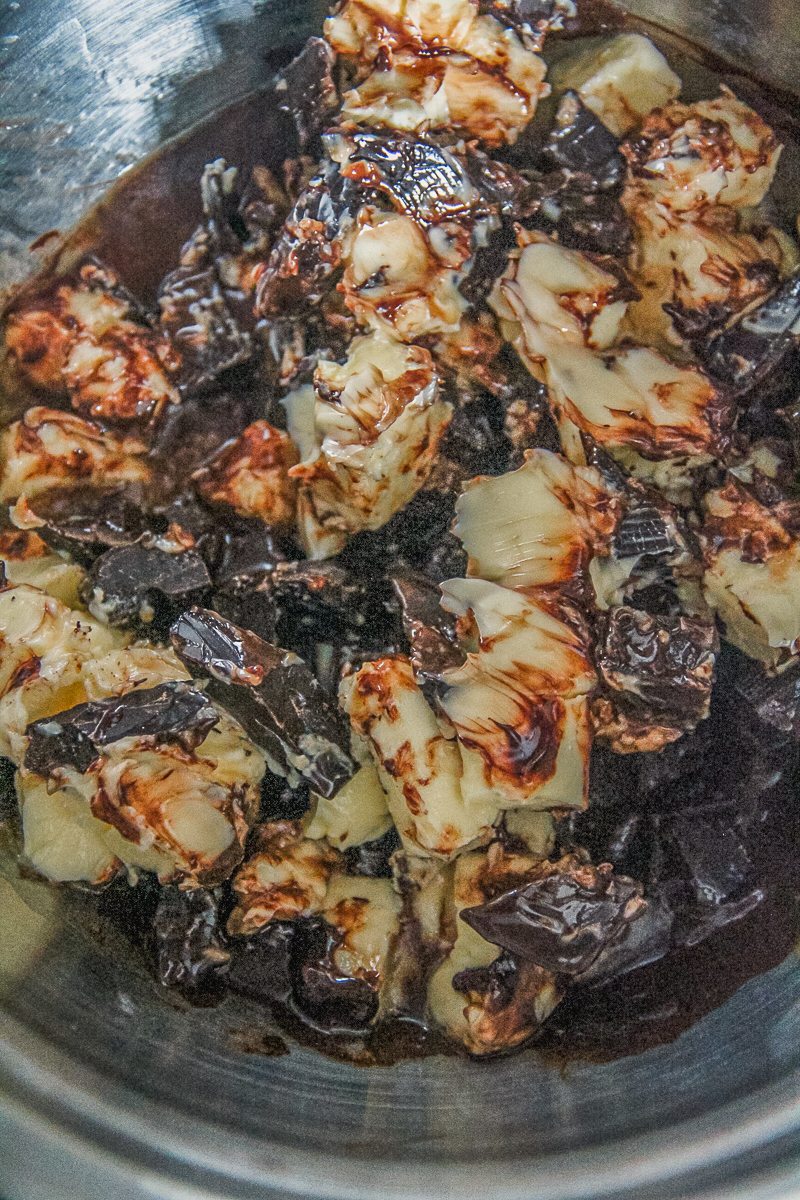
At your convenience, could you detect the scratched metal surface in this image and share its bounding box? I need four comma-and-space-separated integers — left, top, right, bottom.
1, 0, 800, 1198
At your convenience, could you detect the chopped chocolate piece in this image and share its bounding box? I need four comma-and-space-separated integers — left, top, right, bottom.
158, 259, 253, 394
440, 394, 510, 477
227, 920, 296, 1004
531, 180, 632, 256
452, 950, 519, 1007
83, 544, 211, 631
478, 0, 573, 41
334, 132, 483, 225
343, 826, 402, 878
462, 864, 646, 975
237, 165, 289, 256
150, 389, 265, 501
20, 487, 155, 565
255, 163, 361, 317
595, 607, 718, 719
542, 91, 624, 189
275, 38, 338, 149
269, 559, 399, 649
170, 607, 356, 797
152, 887, 230, 1002
24, 720, 97, 777
230, 912, 381, 1033
198, 158, 249, 258
576, 891, 673, 984
669, 813, 756, 910
464, 151, 535, 219
733, 657, 800, 738
24, 681, 218, 777
259, 773, 312, 822
341, 486, 467, 584
293, 917, 380, 1034
459, 230, 516, 309
612, 502, 684, 561
391, 571, 465, 679
702, 269, 800, 399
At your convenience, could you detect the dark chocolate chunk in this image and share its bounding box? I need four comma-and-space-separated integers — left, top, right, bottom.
83, 544, 211, 631
24, 720, 97, 777
198, 158, 249, 258
158, 258, 253, 394
269, 559, 399, 650
612, 502, 684, 561
170, 607, 356, 797
228, 920, 296, 1004
334, 132, 482, 224
391, 571, 464, 679
478, 0, 571, 40
292, 917, 380, 1034
733, 657, 800, 738
343, 826, 402, 878
255, 162, 361, 317
275, 38, 338, 149
531, 181, 632, 256
462, 865, 646, 975
341, 486, 467, 583
576, 892, 673, 984
452, 950, 519, 1007
259, 773, 312, 821
464, 151, 535, 219
669, 813, 756, 910
23, 487, 155, 566
152, 887, 230, 1002
24, 681, 218, 777
542, 91, 624, 189
459, 229, 516, 308
157, 159, 259, 394
595, 607, 717, 719
228, 914, 379, 1033
440, 392, 510, 477
702, 270, 800, 399
150, 389, 265, 502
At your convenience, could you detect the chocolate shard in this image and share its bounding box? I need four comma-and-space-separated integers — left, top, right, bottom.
702, 269, 800, 398
462, 864, 647, 975
542, 91, 624, 189
612, 502, 684, 560
733, 656, 800, 738
255, 162, 359, 317
531, 180, 632, 256
275, 37, 338, 149
20, 487, 155, 566
391, 571, 465, 679
595, 607, 718, 720
150, 389, 265, 502
170, 607, 356, 797
343, 826, 402, 878
258, 773, 311, 822
292, 916, 380, 1034
478, 0, 570, 40
227, 920, 296, 1004
269, 559, 399, 648
334, 132, 481, 224
666, 812, 763, 945
152, 887, 230, 1002
83, 544, 211, 631
464, 151, 535, 219
158, 259, 253, 394
575, 891, 673, 984
24, 681, 219, 777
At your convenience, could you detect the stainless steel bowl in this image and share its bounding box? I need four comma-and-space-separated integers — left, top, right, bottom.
2, 2, 800, 1196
